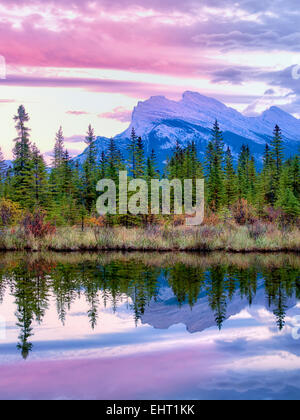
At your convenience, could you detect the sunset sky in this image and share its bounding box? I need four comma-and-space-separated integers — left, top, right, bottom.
1, 0, 300, 161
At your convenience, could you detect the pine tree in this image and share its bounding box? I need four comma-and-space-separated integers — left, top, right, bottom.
290, 155, 300, 200
31, 144, 48, 208
259, 143, 276, 206
50, 127, 65, 204
12, 105, 34, 207
53, 126, 64, 169
248, 156, 256, 204
224, 147, 238, 207
146, 149, 159, 181
205, 120, 225, 211
276, 165, 300, 221
107, 137, 121, 182
128, 127, 137, 178
134, 137, 145, 178
83, 125, 97, 212
271, 124, 284, 184
0, 147, 7, 197
237, 144, 250, 199
99, 151, 107, 179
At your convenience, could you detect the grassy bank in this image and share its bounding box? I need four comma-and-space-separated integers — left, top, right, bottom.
0, 223, 299, 252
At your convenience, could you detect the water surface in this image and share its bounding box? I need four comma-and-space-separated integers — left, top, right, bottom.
0, 252, 299, 400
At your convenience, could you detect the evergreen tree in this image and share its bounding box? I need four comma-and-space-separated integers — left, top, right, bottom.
271, 125, 284, 185
146, 149, 159, 181
205, 120, 225, 211
134, 136, 145, 178
224, 147, 238, 207
290, 155, 300, 200
12, 105, 34, 207
276, 165, 300, 220
128, 127, 137, 178
83, 125, 97, 212
0, 147, 7, 196
53, 126, 64, 169
31, 144, 48, 208
99, 151, 107, 179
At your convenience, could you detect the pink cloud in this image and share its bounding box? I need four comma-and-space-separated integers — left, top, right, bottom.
0, 74, 185, 99
64, 135, 86, 143
66, 111, 89, 116
0, 344, 219, 400
98, 107, 132, 122
0, 7, 211, 78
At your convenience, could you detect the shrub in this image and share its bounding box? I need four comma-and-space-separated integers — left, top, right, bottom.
262, 207, 283, 224
203, 207, 220, 226
231, 199, 257, 225
22, 209, 56, 238
248, 222, 268, 240
0, 199, 22, 226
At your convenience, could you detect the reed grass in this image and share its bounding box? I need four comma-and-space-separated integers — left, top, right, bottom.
0, 223, 299, 252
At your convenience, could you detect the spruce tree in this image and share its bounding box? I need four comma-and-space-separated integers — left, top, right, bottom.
83, 125, 97, 212
134, 137, 145, 178
12, 105, 34, 207
0, 147, 7, 197
271, 125, 284, 184
276, 165, 300, 221
224, 147, 238, 207
31, 144, 48, 208
128, 127, 137, 178
205, 120, 225, 211
53, 126, 65, 169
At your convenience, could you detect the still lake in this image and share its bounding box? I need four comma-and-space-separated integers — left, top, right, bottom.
0, 252, 299, 400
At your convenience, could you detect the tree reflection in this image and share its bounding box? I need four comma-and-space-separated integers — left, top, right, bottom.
0, 253, 298, 359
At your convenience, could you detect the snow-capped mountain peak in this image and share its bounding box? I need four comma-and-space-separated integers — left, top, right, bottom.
74, 91, 299, 169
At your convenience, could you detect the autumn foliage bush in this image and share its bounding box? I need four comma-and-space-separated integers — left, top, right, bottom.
22, 210, 56, 238
0, 199, 22, 226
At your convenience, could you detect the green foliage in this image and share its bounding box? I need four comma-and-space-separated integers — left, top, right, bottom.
205, 120, 225, 211
0, 107, 299, 227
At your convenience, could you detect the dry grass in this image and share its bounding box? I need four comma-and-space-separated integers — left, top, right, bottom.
0, 222, 299, 253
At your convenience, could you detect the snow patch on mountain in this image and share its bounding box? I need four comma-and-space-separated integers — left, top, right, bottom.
73, 91, 300, 169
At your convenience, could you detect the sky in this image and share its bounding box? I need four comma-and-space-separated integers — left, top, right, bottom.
1, 0, 300, 161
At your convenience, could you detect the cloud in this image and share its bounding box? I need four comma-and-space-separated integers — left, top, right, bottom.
264, 89, 275, 95
1, 0, 300, 117
66, 111, 89, 116
64, 135, 86, 144
1, 0, 300, 78
98, 107, 132, 122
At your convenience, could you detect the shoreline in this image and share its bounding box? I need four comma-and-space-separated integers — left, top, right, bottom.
0, 225, 299, 253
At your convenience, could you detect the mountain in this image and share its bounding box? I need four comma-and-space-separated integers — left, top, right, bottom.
74, 91, 300, 169
141, 279, 297, 334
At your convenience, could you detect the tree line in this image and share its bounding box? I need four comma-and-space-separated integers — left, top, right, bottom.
0, 105, 299, 226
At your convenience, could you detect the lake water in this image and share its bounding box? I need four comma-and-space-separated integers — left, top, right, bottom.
0, 252, 299, 400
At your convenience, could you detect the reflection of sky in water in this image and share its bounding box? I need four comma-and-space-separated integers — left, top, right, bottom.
0, 290, 300, 400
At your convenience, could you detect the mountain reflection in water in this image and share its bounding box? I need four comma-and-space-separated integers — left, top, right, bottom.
0, 252, 299, 361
